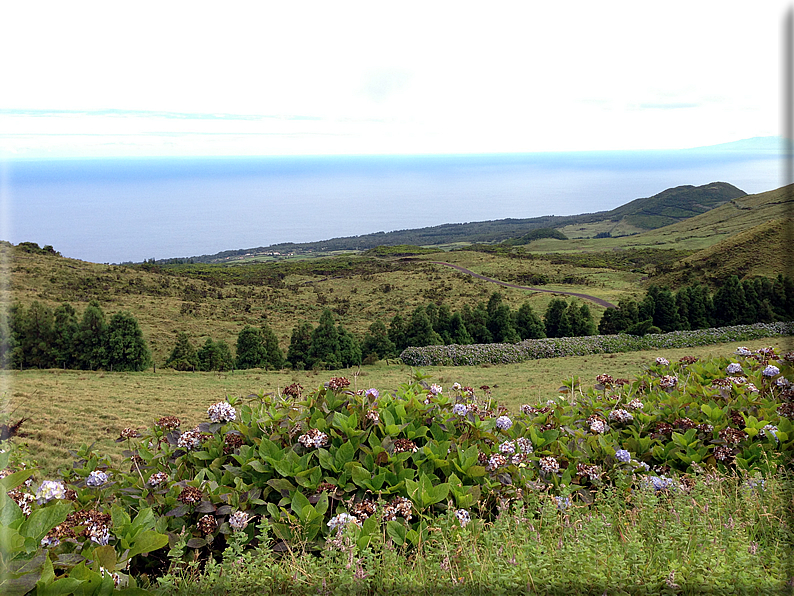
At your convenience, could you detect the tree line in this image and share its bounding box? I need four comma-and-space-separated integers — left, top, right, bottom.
598, 274, 794, 335
0, 300, 150, 371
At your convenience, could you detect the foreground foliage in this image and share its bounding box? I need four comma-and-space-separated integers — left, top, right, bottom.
2, 345, 793, 594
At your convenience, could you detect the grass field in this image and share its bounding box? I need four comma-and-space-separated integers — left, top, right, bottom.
5, 337, 792, 477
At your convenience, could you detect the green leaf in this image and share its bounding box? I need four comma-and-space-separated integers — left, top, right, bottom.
0, 525, 26, 555
334, 440, 356, 469
291, 491, 311, 521
126, 530, 169, 560
0, 469, 35, 492
0, 490, 24, 527
92, 545, 117, 572
351, 465, 371, 487
386, 520, 406, 546
21, 501, 71, 543
37, 577, 84, 596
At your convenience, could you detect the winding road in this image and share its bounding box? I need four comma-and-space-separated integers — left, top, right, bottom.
428, 261, 617, 309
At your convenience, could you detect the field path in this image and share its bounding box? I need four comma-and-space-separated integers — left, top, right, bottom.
428, 261, 617, 308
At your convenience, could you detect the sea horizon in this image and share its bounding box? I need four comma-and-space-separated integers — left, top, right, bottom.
1, 140, 785, 264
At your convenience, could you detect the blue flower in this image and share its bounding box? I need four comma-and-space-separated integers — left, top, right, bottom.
495, 416, 513, 431
86, 470, 109, 487
615, 449, 631, 463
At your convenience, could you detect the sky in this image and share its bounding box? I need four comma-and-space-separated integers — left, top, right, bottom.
0, 1, 790, 159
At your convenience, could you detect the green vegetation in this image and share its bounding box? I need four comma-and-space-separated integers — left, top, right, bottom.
2, 346, 792, 594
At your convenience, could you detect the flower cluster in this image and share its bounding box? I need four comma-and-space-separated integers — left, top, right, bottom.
177, 486, 203, 504
365, 410, 380, 424
349, 499, 377, 521
655, 357, 670, 366
515, 437, 534, 454
224, 432, 244, 454
759, 424, 779, 442
614, 449, 631, 463
626, 398, 644, 410
429, 384, 442, 395
576, 463, 602, 481
659, 375, 678, 389
587, 415, 606, 434
36, 480, 66, 504
365, 388, 380, 399
229, 510, 251, 531
495, 415, 513, 431
327, 377, 351, 391
763, 365, 780, 377
455, 509, 471, 527
393, 438, 418, 454
727, 362, 743, 374
207, 402, 237, 423
148, 471, 168, 488
453, 403, 470, 416
555, 495, 572, 511
178, 427, 205, 451
68, 510, 112, 545
487, 454, 507, 471
539, 456, 559, 474
156, 416, 181, 430
381, 496, 413, 522
8, 490, 35, 515
85, 470, 109, 487
643, 475, 676, 492
120, 427, 140, 439
608, 409, 633, 423
298, 428, 330, 449
197, 514, 218, 535
283, 383, 303, 398
327, 513, 361, 532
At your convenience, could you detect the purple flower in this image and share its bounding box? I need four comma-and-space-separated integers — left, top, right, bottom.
495, 416, 513, 431
86, 471, 109, 487
365, 388, 380, 399
727, 363, 743, 374
615, 449, 631, 463
762, 365, 780, 377
453, 403, 469, 416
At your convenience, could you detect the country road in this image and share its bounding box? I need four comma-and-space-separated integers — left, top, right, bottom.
428, 261, 617, 309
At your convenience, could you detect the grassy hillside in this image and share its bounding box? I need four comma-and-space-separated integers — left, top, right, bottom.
2, 243, 641, 365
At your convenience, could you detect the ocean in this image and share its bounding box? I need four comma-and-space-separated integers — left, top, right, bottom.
1, 147, 784, 264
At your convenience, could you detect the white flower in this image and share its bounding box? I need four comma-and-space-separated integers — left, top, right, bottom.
430, 384, 442, 395
589, 419, 606, 434
495, 416, 513, 431
148, 471, 168, 488
627, 398, 644, 410
515, 437, 533, 454
229, 510, 251, 531
86, 470, 109, 487
608, 409, 633, 423
178, 428, 203, 451
452, 382, 462, 391
207, 402, 237, 423
727, 362, 743, 374
455, 509, 471, 527
35, 480, 66, 505
298, 428, 330, 449
656, 357, 670, 366
736, 346, 752, 356
327, 512, 361, 532
539, 456, 559, 474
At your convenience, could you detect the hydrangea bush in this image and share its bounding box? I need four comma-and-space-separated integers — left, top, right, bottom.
400, 322, 794, 366
2, 346, 793, 590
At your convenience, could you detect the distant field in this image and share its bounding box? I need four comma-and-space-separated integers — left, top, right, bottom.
5, 337, 792, 477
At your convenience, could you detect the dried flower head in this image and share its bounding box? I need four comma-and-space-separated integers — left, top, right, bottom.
516, 437, 533, 454
626, 398, 643, 410
382, 496, 413, 522
8, 490, 35, 516
177, 427, 205, 451
595, 374, 614, 386
576, 463, 602, 481
393, 438, 418, 454
156, 416, 181, 431
659, 375, 678, 389
283, 383, 303, 398
719, 427, 746, 444
713, 445, 735, 463
655, 357, 670, 366
120, 427, 140, 439
148, 471, 168, 488
327, 377, 351, 391
223, 432, 244, 454
229, 510, 251, 531
177, 486, 203, 505
487, 453, 508, 471
679, 356, 698, 365
349, 499, 377, 521
197, 514, 218, 535
539, 456, 559, 474
587, 415, 606, 434
608, 409, 633, 423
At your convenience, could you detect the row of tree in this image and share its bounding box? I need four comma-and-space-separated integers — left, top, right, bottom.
1, 300, 150, 371
598, 274, 794, 335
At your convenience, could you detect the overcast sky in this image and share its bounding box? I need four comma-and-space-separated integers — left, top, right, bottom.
0, 2, 789, 158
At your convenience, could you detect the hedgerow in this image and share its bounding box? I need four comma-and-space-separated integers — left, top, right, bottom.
400, 322, 794, 367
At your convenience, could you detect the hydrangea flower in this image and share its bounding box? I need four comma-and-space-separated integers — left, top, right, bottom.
429, 384, 442, 395
608, 409, 633, 423
495, 415, 513, 431
177, 428, 204, 451
499, 440, 516, 455
86, 470, 109, 487
516, 437, 534, 454
763, 365, 780, 377
207, 402, 237, 423
659, 375, 678, 389
727, 362, 743, 374
455, 509, 471, 527
644, 475, 676, 492
555, 496, 571, 511
626, 398, 644, 410
453, 403, 469, 416
760, 424, 779, 442
736, 346, 752, 356
776, 376, 790, 387
298, 429, 330, 449
40, 535, 60, 548
148, 471, 168, 488
539, 456, 559, 474
327, 512, 361, 532
655, 357, 670, 366
365, 388, 380, 399
36, 480, 66, 504
615, 449, 631, 463
228, 510, 251, 531
452, 382, 462, 391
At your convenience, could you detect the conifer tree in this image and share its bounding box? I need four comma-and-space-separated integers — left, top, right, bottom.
235, 326, 268, 369
361, 320, 396, 359
52, 303, 79, 369
261, 322, 285, 370
388, 314, 408, 353
514, 301, 545, 339
107, 311, 151, 372
287, 322, 314, 369
337, 324, 361, 367
166, 331, 199, 371
76, 300, 108, 370
406, 306, 443, 347
309, 309, 341, 369
448, 312, 473, 345
197, 338, 234, 371
544, 299, 571, 338
568, 302, 596, 336
713, 275, 748, 326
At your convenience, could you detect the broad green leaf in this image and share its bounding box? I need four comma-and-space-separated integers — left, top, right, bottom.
386, 520, 406, 546
21, 501, 71, 542
126, 530, 169, 560
351, 465, 371, 487
291, 491, 311, 521
0, 469, 35, 492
